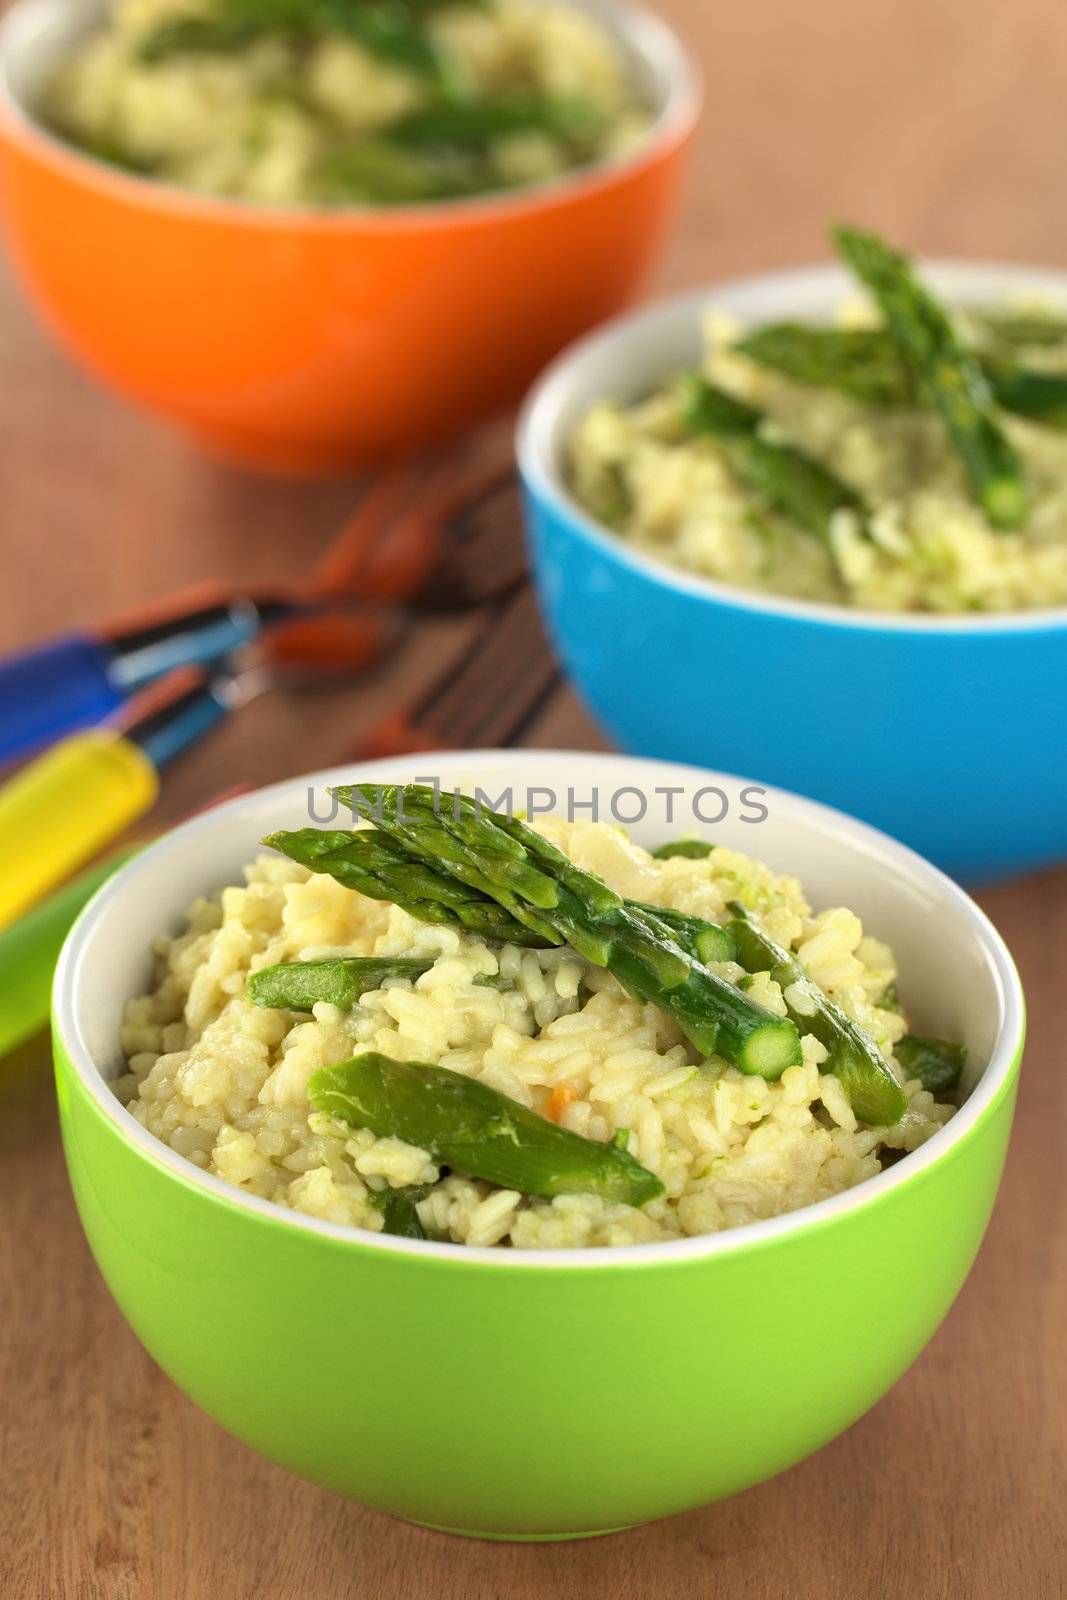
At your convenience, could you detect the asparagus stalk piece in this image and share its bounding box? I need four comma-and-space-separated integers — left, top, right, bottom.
249, 956, 433, 1012
878, 981, 903, 1017
316, 141, 490, 205
725, 902, 907, 1125
262, 827, 554, 947
679, 376, 762, 435
975, 308, 1067, 348
391, 94, 604, 150
310, 1053, 665, 1206
367, 1183, 432, 1240
328, 785, 802, 1077
980, 359, 1067, 430
833, 226, 1028, 528
140, 0, 445, 75
894, 1034, 967, 1096
651, 839, 716, 861
267, 829, 736, 973
736, 323, 914, 406
738, 322, 1067, 430
138, 14, 259, 61
266, 828, 735, 966
627, 903, 737, 965
680, 375, 868, 547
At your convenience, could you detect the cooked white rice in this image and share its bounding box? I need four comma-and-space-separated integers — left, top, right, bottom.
45, 0, 649, 205
570, 303, 1067, 614
116, 818, 955, 1248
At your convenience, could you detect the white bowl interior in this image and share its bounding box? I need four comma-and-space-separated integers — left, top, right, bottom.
0, 0, 101, 111
57, 750, 1021, 1251
0, 0, 697, 171
518, 260, 1067, 632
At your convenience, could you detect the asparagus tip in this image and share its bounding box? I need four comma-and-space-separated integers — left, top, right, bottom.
983, 475, 1030, 530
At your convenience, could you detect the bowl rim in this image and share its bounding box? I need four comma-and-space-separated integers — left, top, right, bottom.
0, 0, 701, 229
53, 748, 1025, 1270
516, 258, 1067, 635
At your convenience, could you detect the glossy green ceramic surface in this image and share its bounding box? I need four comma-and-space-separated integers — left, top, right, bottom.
52, 1031, 1019, 1538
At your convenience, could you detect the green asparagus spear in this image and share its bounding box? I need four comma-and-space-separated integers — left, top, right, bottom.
652, 839, 716, 860
736, 323, 914, 406
265, 827, 734, 966
833, 226, 1028, 528
138, 13, 260, 61
980, 359, 1067, 430
81, 136, 155, 175
262, 827, 554, 947
680, 374, 868, 547
894, 1034, 967, 1096
139, 0, 444, 75
627, 903, 737, 964
249, 956, 433, 1012
307, 0, 443, 72
879, 981, 903, 1016
679, 374, 762, 436
316, 141, 491, 205
738, 322, 1067, 430
975, 308, 1067, 348
725, 902, 907, 1125
367, 1183, 432, 1239
328, 786, 802, 1077
310, 1053, 665, 1206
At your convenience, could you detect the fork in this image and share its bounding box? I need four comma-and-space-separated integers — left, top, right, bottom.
307, 443, 521, 606
355, 585, 561, 756
0, 444, 523, 767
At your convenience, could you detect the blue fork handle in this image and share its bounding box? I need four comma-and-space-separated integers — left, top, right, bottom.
0, 635, 122, 765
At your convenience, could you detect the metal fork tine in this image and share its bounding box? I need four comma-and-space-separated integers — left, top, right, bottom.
496, 669, 562, 748
441, 585, 548, 692
418, 592, 544, 733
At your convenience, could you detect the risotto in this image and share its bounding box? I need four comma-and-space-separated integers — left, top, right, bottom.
570, 227, 1067, 614
43, 0, 651, 204
116, 804, 959, 1249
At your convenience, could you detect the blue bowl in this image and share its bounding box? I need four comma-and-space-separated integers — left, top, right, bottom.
517, 262, 1067, 884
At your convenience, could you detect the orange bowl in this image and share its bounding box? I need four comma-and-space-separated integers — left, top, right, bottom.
0, 0, 699, 474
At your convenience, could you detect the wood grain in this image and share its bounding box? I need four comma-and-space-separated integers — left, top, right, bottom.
2, 0, 1066, 1593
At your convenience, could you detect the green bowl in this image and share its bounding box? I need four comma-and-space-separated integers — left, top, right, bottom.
52, 751, 1024, 1539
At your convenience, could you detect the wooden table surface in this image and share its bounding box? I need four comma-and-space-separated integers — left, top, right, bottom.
2, 0, 1066, 1593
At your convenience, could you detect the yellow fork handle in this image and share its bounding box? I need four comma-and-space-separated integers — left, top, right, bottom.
0, 730, 158, 930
